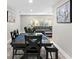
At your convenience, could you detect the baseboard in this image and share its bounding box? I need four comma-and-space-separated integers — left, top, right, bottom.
52, 41, 72, 59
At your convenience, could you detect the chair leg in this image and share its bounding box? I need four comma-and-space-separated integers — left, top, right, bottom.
46, 51, 48, 59
37, 55, 40, 59
50, 52, 52, 59
12, 48, 14, 59
24, 51, 28, 59
15, 49, 17, 54
24, 53, 28, 59
55, 51, 58, 59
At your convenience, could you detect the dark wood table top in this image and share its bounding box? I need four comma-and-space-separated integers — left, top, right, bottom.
11, 33, 53, 47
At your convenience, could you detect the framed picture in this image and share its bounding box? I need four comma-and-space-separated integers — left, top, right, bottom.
56, 0, 72, 23
7, 11, 15, 23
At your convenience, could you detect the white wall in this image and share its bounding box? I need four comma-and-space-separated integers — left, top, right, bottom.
52, 0, 72, 57
7, 7, 20, 42
20, 15, 53, 32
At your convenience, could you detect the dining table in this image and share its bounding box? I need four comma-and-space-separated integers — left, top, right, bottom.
11, 32, 53, 47
10, 32, 53, 59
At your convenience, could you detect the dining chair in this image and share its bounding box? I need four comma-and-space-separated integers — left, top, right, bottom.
24, 27, 28, 33
27, 27, 33, 33
10, 31, 25, 59
14, 29, 19, 37
45, 44, 58, 59
10, 31, 15, 42
32, 27, 36, 32
24, 35, 42, 59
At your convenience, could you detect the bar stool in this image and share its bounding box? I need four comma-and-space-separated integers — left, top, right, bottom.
45, 45, 58, 59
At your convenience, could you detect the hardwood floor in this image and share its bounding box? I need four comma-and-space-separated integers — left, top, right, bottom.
7, 46, 66, 59
7, 38, 66, 59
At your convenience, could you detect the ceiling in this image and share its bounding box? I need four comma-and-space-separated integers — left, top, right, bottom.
7, 0, 61, 15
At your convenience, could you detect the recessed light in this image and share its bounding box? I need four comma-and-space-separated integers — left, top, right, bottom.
30, 9, 32, 12
29, 0, 33, 3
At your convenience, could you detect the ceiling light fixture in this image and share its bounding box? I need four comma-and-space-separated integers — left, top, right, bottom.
30, 9, 32, 12
29, 0, 33, 3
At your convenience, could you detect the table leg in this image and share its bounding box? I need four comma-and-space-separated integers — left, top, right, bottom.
55, 51, 58, 59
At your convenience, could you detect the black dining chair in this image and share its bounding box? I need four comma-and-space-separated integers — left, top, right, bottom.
14, 29, 19, 37
24, 35, 42, 59
32, 27, 36, 32
27, 27, 33, 33
10, 31, 16, 42
10, 31, 25, 59
24, 27, 28, 33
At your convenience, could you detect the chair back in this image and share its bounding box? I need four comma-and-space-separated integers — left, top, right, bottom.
16, 29, 19, 35
25, 35, 42, 52
32, 27, 36, 32
27, 27, 32, 33
14, 29, 19, 37
24, 27, 28, 33
10, 32, 15, 41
